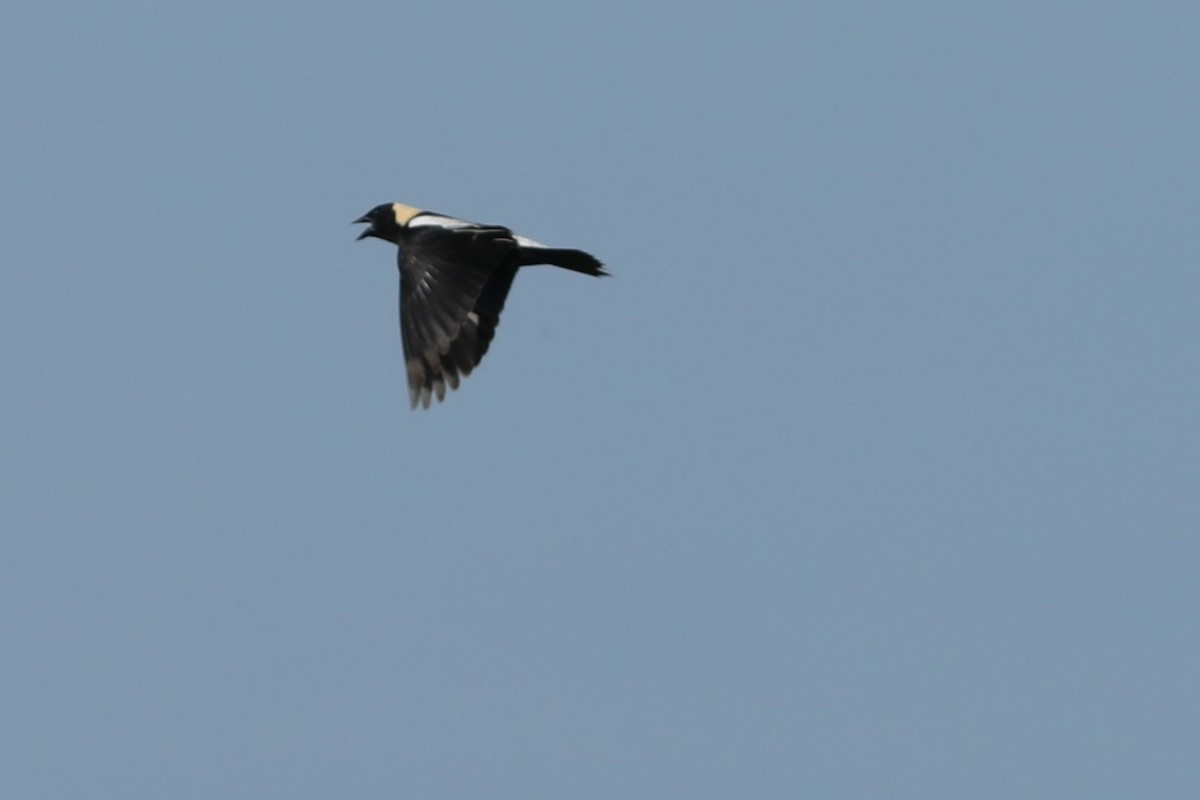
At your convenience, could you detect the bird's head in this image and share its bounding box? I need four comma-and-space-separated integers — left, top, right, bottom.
354, 202, 423, 244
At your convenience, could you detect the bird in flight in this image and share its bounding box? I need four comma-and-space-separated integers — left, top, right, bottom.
355, 203, 607, 408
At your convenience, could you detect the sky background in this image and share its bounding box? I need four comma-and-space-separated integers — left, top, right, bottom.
3, 1, 1198, 797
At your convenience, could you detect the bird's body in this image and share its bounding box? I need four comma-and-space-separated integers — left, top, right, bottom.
355, 203, 606, 408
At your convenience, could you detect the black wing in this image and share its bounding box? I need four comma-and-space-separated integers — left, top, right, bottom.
398, 226, 520, 408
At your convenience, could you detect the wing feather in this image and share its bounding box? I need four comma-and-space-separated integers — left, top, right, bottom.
398, 227, 519, 407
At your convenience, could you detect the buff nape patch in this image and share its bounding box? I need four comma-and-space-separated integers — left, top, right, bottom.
391, 203, 424, 226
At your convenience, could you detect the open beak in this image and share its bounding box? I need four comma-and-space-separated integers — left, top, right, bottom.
354, 214, 373, 240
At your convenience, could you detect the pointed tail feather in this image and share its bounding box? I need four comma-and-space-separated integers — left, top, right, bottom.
518, 247, 608, 276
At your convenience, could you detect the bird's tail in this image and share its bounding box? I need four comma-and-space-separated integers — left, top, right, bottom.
519, 247, 609, 277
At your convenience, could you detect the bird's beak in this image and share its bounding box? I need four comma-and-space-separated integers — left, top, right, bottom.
354, 214, 373, 240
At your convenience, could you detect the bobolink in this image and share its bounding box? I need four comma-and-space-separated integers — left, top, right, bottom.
355, 203, 607, 408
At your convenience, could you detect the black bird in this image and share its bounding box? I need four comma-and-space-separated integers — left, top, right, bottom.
355, 203, 607, 408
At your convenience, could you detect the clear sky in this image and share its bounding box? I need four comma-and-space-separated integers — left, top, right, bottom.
3, 2, 1198, 797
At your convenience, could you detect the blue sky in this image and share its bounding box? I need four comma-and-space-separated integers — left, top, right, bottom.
3, 2, 1198, 797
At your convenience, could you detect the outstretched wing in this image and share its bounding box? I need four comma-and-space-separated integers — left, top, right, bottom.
398, 226, 519, 408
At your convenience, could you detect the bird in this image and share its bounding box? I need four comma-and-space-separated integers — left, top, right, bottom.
354, 202, 607, 409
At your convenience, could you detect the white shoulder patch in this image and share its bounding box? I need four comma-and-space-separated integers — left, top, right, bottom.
407, 212, 476, 230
